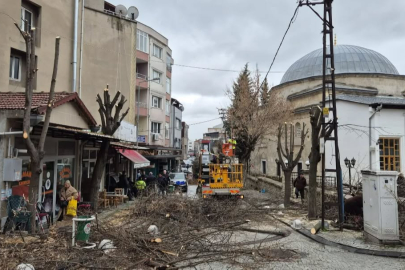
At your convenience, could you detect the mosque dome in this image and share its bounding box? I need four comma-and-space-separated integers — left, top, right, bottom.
280, 45, 399, 84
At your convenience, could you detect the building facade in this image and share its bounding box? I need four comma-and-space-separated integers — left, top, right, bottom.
0, 0, 174, 220
135, 22, 173, 147
181, 122, 189, 160
250, 45, 405, 186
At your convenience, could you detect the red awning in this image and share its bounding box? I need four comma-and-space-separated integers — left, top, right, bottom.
118, 149, 150, 169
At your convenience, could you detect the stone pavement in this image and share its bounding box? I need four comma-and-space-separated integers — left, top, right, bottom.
240, 189, 405, 269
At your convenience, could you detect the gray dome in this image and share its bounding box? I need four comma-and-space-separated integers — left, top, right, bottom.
280, 45, 399, 84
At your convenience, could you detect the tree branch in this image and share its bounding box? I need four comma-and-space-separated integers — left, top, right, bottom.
39, 37, 60, 153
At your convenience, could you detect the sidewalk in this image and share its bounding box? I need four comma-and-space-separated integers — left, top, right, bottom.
243, 189, 405, 257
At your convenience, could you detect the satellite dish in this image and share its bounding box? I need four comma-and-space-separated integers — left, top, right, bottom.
115, 5, 128, 16
127, 6, 139, 20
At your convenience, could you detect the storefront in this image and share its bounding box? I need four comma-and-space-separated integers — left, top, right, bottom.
11, 137, 78, 220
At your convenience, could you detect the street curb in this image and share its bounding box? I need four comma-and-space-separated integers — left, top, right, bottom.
272, 215, 405, 259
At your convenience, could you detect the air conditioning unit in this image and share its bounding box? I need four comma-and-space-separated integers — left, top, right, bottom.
152, 134, 159, 141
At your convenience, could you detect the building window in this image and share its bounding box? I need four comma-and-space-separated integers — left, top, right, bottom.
165, 123, 170, 139
151, 122, 161, 134
166, 54, 172, 71
153, 44, 162, 59
166, 77, 171, 94
136, 30, 149, 53
165, 100, 170, 115
9, 55, 21, 80
261, 160, 267, 175
379, 138, 400, 171
176, 118, 181, 130
152, 96, 162, 108
152, 70, 161, 83
21, 7, 33, 31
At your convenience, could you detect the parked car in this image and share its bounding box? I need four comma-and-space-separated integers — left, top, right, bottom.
169, 172, 188, 192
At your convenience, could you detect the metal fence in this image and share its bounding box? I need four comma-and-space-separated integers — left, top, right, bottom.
291, 172, 336, 189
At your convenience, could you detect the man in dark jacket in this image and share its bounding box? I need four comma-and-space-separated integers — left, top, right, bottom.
293, 172, 307, 201
157, 173, 168, 196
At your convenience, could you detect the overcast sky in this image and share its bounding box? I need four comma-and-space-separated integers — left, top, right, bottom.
111, 0, 405, 141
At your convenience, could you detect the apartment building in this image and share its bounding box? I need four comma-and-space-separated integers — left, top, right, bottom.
0, 0, 152, 220
135, 22, 173, 147
181, 122, 189, 160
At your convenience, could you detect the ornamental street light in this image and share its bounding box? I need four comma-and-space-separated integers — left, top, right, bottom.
344, 157, 356, 194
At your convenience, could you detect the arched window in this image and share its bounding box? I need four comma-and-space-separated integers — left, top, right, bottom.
295, 122, 301, 145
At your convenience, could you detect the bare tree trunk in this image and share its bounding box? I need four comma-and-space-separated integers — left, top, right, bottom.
308, 157, 318, 219
90, 140, 110, 210
283, 170, 292, 206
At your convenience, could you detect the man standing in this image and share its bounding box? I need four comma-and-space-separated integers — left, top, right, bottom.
135, 177, 146, 198
157, 173, 168, 196
293, 172, 307, 202
146, 172, 156, 195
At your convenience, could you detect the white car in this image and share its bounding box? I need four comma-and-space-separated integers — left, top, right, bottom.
169, 172, 188, 192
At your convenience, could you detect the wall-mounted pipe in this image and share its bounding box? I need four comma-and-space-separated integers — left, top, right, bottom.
72, 0, 79, 92
369, 104, 382, 170
78, 0, 85, 97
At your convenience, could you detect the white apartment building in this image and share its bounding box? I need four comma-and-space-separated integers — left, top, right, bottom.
136, 22, 173, 147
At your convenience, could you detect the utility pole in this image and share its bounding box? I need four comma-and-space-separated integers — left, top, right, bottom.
218, 108, 227, 140
299, 0, 344, 230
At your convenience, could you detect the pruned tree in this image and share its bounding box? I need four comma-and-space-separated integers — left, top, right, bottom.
276, 122, 308, 206
308, 106, 334, 219
89, 86, 129, 208
260, 77, 270, 106
15, 22, 60, 231
227, 64, 290, 174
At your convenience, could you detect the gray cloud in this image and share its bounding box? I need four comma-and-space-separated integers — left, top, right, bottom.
112, 0, 405, 140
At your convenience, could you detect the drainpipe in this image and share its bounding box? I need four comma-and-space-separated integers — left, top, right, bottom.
369, 104, 382, 170
72, 0, 79, 92
78, 0, 85, 97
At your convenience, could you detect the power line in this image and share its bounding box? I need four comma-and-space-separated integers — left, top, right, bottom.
171, 63, 285, 74
259, 3, 301, 89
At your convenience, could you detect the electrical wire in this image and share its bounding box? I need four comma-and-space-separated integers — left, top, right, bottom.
171, 63, 285, 74
259, 3, 301, 90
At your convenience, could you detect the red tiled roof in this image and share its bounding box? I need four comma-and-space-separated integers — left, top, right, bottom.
0, 92, 97, 127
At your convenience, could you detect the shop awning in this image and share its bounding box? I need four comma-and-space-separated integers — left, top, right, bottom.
118, 149, 150, 169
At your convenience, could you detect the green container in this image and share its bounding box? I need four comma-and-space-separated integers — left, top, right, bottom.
168, 185, 175, 193
76, 216, 92, 242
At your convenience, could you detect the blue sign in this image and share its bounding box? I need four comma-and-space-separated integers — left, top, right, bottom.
137, 135, 146, 143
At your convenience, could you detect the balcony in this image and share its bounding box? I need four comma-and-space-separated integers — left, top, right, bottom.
137, 73, 147, 80
136, 101, 148, 116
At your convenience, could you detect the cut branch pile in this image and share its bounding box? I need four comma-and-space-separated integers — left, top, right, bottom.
0, 196, 299, 269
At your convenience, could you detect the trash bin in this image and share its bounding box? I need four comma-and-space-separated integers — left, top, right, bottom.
75, 216, 94, 242
168, 185, 175, 193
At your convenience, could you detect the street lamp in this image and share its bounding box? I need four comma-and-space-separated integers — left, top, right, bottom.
344, 157, 356, 193
305, 160, 310, 169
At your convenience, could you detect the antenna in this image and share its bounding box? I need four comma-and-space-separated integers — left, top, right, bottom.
115, 5, 128, 17
128, 6, 139, 20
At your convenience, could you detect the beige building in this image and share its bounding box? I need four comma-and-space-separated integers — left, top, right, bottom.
136, 22, 173, 147
251, 45, 405, 184
0, 0, 167, 221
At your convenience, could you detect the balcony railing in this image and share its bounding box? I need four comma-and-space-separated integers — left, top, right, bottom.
136, 73, 147, 80
136, 101, 147, 108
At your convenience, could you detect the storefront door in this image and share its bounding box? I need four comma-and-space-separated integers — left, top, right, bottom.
40, 161, 57, 220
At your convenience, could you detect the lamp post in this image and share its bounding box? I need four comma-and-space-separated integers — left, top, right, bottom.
344, 157, 356, 193
305, 160, 310, 169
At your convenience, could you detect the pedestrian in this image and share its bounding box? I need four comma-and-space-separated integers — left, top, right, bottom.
397, 173, 405, 198
58, 180, 78, 221
135, 177, 146, 198
293, 172, 307, 202
157, 173, 169, 196
118, 171, 129, 195
146, 172, 156, 195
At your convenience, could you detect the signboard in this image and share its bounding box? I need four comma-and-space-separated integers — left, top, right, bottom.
113, 121, 137, 143
137, 135, 146, 143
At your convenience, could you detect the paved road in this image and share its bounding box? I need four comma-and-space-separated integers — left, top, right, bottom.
182, 188, 405, 270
